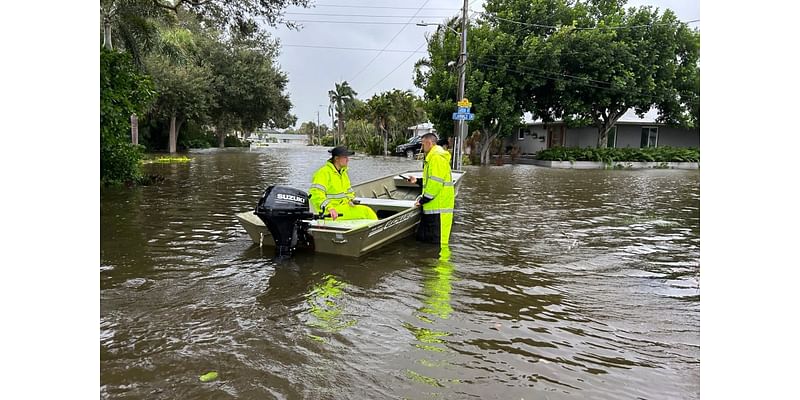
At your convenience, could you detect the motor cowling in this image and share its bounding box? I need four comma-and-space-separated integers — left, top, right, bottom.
254, 185, 315, 257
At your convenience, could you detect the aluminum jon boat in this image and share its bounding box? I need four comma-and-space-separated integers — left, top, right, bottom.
236, 170, 465, 257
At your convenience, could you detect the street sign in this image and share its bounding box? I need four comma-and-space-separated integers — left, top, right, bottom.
457, 98, 472, 108
452, 112, 475, 120
457, 106, 470, 114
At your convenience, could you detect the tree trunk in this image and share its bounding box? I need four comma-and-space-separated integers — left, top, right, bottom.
218, 131, 225, 148
597, 120, 612, 148
478, 132, 497, 165
103, 20, 113, 50
597, 126, 608, 148
337, 112, 345, 145
596, 109, 623, 148
169, 113, 177, 153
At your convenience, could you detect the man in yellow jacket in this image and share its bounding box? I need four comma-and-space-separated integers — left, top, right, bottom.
407, 133, 454, 245
309, 146, 378, 221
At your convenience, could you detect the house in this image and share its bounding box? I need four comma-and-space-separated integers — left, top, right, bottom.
509, 108, 699, 154
250, 128, 308, 145
408, 122, 436, 138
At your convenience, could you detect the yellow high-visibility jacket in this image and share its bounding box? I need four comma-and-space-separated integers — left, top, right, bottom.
418, 145, 454, 245
421, 145, 455, 215
309, 161, 377, 220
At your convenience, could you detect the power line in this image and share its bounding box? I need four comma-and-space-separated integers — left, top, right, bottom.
284, 12, 453, 18
481, 55, 616, 86
310, 4, 458, 11
484, 14, 699, 30
349, 0, 433, 84
283, 44, 426, 53
285, 19, 433, 25
364, 41, 428, 94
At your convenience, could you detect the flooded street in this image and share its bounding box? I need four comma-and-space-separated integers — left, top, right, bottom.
100, 146, 699, 399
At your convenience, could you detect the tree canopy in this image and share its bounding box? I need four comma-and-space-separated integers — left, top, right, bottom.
415, 0, 700, 160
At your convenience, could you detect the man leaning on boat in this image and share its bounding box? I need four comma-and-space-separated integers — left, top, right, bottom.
309, 146, 378, 221
406, 133, 455, 246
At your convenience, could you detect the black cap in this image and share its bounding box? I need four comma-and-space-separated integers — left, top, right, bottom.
329, 146, 355, 157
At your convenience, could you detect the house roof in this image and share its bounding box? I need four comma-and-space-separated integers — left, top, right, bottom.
408, 122, 434, 130
522, 107, 662, 125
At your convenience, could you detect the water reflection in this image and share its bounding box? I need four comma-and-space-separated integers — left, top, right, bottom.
402, 246, 462, 390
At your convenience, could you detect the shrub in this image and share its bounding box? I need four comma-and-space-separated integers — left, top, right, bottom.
224, 135, 247, 147
100, 47, 155, 185
535, 146, 699, 163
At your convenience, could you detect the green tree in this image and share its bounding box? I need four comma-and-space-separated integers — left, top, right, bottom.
202, 29, 296, 146
413, 17, 462, 144
298, 121, 330, 145
100, 0, 168, 64
151, 0, 311, 35
342, 120, 382, 154
100, 48, 155, 184
101, 0, 311, 54
416, 16, 525, 164
328, 81, 358, 145
490, 0, 700, 147
349, 90, 427, 155
144, 25, 215, 153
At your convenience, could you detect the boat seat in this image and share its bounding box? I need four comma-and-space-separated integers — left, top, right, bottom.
355, 197, 416, 210
305, 218, 376, 231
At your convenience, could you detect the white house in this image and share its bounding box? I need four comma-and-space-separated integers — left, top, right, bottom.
408, 122, 436, 138
249, 128, 308, 145
509, 108, 699, 154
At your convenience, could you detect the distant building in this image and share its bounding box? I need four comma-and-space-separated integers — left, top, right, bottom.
408, 122, 436, 138
248, 127, 308, 145
508, 108, 699, 154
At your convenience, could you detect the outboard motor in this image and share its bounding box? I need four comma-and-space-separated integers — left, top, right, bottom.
254, 185, 315, 257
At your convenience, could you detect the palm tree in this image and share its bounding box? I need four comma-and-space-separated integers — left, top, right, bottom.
365, 94, 395, 155
328, 81, 358, 145
100, 0, 167, 66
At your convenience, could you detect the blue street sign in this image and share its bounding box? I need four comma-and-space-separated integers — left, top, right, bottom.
452, 112, 475, 120
457, 106, 470, 114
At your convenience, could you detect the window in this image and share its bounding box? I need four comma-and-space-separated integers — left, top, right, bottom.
518, 128, 525, 140
641, 127, 658, 148
607, 126, 618, 148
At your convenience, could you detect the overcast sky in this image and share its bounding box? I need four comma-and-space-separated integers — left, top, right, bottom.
263, 0, 700, 129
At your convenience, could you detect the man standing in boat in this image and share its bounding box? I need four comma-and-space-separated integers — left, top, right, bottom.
407, 133, 455, 245
309, 146, 378, 221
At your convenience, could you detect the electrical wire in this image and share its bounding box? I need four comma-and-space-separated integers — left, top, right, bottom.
363, 41, 428, 94
484, 13, 699, 30
310, 4, 458, 11
282, 44, 427, 53
284, 12, 452, 18
349, 0, 433, 84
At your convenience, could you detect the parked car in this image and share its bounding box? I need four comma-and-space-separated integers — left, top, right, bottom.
395, 135, 449, 157
395, 135, 423, 157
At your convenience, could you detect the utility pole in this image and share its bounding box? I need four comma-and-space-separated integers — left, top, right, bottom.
331, 104, 336, 146
453, 0, 469, 171
316, 109, 321, 146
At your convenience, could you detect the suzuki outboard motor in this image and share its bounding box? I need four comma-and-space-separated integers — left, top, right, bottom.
254, 185, 315, 257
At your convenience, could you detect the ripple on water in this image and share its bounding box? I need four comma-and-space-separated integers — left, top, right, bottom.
101, 152, 699, 399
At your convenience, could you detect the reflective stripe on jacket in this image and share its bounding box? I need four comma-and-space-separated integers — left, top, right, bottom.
309, 161, 356, 214
422, 145, 454, 215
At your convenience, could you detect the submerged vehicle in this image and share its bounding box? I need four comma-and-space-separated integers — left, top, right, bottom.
236, 170, 465, 257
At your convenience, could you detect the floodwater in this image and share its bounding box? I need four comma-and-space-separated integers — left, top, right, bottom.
100, 146, 700, 399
